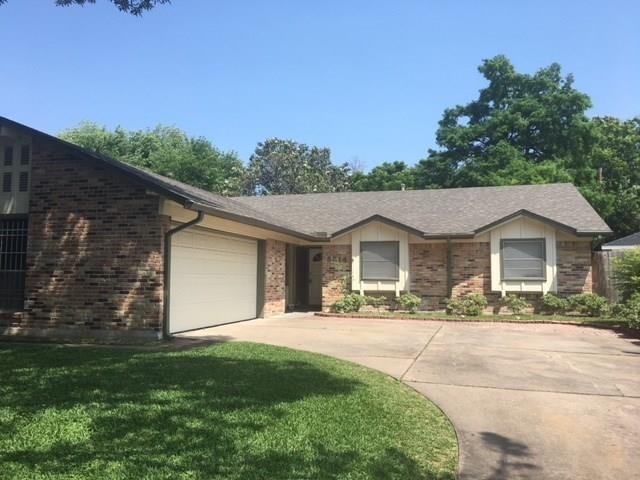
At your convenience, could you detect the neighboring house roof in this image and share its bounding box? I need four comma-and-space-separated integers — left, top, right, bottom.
0, 116, 612, 241
233, 184, 612, 238
602, 232, 640, 250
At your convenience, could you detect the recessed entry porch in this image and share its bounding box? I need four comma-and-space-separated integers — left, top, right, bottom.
285, 245, 323, 311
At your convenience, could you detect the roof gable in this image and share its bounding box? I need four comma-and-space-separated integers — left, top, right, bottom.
233, 185, 612, 239
1, 116, 612, 241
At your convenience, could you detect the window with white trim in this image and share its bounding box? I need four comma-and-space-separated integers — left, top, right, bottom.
0, 140, 31, 214
361, 241, 399, 281
501, 238, 546, 280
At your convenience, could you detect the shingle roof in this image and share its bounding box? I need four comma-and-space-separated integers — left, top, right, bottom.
233, 184, 612, 238
602, 232, 640, 248
1, 116, 612, 241
0, 116, 317, 241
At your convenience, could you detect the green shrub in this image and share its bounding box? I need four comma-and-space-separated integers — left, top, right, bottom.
364, 295, 387, 312
332, 293, 366, 313
613, 293, 640, 329
397, 292, 422, 313
444, 298, 466, 316
502, 294, 531, 315
567, 293, 609, 317
613, 247, 640, 302
541, 293, 569, 315
445, 294, 487, 316
339, 274, 352, 295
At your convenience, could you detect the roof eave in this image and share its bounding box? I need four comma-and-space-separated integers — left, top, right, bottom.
187, 202, 323, 242
574, 230, 613, 237
329, 214, 426, 239
473, 209, 612, 238
422, 233, 475, 240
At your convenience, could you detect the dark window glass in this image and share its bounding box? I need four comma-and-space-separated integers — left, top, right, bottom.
501, 239, 545, 280
2, 173, 11, 193
20, 145, 30, 165
361, 241, 399, 281
4, 146, 13, 166
18, 172, 28, 192
0, 218, 28, 310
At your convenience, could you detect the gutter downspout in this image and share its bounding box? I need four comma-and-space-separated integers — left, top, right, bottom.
162, 210, 205, 339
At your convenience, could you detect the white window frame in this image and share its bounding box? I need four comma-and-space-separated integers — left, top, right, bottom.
500, 238, 546, 281
360, 241, 400, 282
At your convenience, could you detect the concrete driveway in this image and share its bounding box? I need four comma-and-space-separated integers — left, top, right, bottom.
179, 314, 640, 480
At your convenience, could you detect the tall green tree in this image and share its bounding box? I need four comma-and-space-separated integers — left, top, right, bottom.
351, 161, 416, 191
415, 55, 593, 189
581, 117, 640, 236
245, 138, 351, 195
413, 55, 640, 237
60, 122, 246, 196
0, 0, 170, 15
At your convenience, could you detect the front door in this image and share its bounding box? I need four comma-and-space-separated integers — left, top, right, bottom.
308, 247, 322, 306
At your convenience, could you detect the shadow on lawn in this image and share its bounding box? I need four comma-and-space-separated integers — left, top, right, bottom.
0, 343, 437, 479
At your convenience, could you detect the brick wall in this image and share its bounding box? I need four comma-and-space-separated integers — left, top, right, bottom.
264, 239, 286, 316
321, 244, 351, 312
557, 241, 593, 295
451, 242, 492, 298
408, 241, 498, 310
409, 243, 448, 309
3, 146, 170, 339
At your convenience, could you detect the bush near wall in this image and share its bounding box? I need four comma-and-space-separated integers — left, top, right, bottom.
614, 293, 640, 329
613, 248, 640, 302
502, 295, 531, 315
445, 294, 488, 316
541, 293, 570, 314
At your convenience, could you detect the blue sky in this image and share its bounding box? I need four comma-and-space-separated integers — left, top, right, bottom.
1, 1, 638, 170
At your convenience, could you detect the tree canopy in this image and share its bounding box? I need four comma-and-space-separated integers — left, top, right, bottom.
580, 117, 640, 237
351, 161, 416, 192
414, 55, 593, 189
59, 122, 246, 196
244, 138, 351, 195
57, 55, 639, 238
0, 0, 171, 15
406, 56, 639, 238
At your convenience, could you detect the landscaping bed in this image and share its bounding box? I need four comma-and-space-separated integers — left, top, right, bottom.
0, 341, 458, 480
316, 310, 628, 328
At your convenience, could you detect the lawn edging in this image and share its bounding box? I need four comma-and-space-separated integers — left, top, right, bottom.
314, 311, 629, 329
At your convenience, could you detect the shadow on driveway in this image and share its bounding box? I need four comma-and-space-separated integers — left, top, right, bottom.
480, 432, 540, 480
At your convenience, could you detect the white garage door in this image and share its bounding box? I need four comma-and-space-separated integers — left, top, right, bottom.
169, 228, 258, 333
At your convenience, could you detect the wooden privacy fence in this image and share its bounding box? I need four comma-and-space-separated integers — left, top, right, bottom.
592, 250, 625, 303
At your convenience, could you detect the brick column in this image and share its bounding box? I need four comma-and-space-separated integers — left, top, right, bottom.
557, 241, 593, 295
321, 245, 351, 312
264, 240, 286, 316
409, 243, 448, 310
450, 242, 492, 297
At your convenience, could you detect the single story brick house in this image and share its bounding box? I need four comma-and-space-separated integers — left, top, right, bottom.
0, 116, 612, 340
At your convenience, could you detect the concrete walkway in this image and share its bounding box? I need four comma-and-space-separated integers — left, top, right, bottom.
179, 314, 640, 479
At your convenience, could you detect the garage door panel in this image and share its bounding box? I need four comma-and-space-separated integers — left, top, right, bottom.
175, 279, 256, 303
169, 229, 258, 333
176, 300, 255, 325
173, 256, 257, 276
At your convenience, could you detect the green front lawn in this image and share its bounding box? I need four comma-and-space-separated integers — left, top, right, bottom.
0, 342, 457, 480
